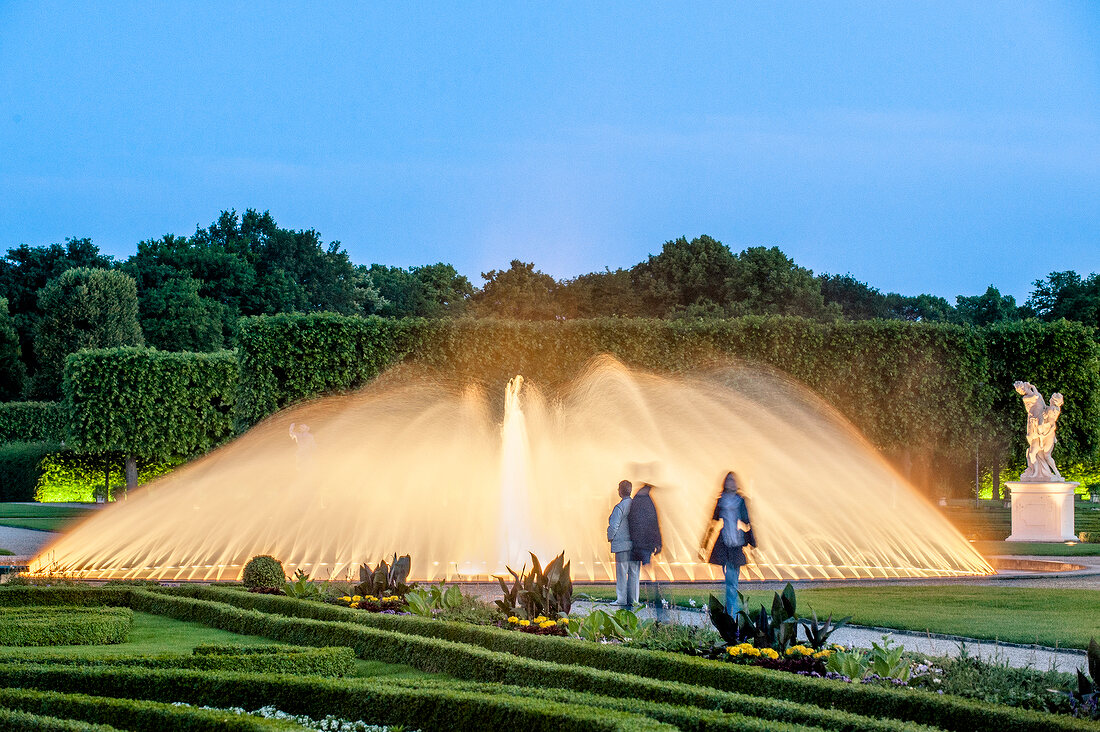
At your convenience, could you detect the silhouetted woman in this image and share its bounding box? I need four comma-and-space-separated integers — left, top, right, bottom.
706, 472, 755, 615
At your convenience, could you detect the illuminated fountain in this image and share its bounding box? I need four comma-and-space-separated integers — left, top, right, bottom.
28, 356, 993, 582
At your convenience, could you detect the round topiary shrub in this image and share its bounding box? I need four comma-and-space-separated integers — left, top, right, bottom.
241, 555, 285, 590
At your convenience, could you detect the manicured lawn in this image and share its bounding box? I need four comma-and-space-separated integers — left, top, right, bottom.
974, 540, 1100, 556
577, 584, 1100, 649
0, 503, 98, 532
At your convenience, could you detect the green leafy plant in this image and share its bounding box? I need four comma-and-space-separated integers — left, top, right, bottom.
283, 569, 323, 600
826, 648, 870, 680
494, 551, 572, 619
568, 608, 651, 642
723, 583, 799, 652
869, 636, 911, 681
706, 594, 747, 646
1066, 637, 1100, 718
404, 591, 434, 618
354, 553, 413, 599
404, 583, 464, 617
801, 608, 852, 650
241, 555, 285, 591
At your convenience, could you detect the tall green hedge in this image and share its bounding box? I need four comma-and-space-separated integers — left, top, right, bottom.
46, 316, 1100, 477
234, 313, 403, 429
63, 348, 238, 461
0, 441, 61, 501
0, 402, 65, 443
236, 315, 1088, 458
985, 319, 1100, 464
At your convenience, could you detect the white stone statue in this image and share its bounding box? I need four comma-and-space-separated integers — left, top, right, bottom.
1013, 381, 1064, 482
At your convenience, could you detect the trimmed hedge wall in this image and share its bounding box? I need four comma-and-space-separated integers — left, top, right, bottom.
985, 319, 1100, 463
163, 586, 1095, 732
0, 606, 132, 646
0, 440, 60, 501
64, 348, 238, 460
0, 402, 65, 443
233, 315, 1100, 464
0, 664, 675, 732
0, 688, 299, 732
234, 313, 403, 430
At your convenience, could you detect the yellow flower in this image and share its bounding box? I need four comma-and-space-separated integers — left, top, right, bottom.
365, 595, 378, 602
539, 620, 557, 629
340, 596, 351, 602
786, 645, 813, 657
533, 616, 547, 623
813, 650, 831, 659
559, 618, 569, 624
349, 602, 360, 609
727, 646, 741, 657
507, 616, 519, 624
352, 595, 362, 602
761, 648, 779, 660
518, 619, 531, 627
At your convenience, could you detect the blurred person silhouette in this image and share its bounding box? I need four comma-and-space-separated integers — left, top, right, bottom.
607, 479, 639, 607
289, 422, 323, 509
702, 471, 755, 615
627, 464, 664, 616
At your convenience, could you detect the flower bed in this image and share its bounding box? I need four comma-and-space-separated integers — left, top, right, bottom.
504, 615, 569, 636
334, 594, 405, 613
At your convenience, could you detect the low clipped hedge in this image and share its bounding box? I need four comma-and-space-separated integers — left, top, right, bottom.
0, 688, 299, 731
3, 586, 1094, 732
17, 645, 354, 677
389, 678, 834, 732
0, 706, 115, 731
0, 664, 674, 732
0, 586, 132, 608
161, 586, 1098, 732
127, 590, 913, 732
0, 606, 132, 647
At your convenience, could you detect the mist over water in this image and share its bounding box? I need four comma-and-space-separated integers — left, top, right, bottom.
29, 356, 992, 582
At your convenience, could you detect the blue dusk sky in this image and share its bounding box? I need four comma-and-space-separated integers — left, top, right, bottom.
1, 2, 1098, 301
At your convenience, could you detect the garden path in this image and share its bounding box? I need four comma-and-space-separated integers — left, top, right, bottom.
0, 526, 56, 557
571, 599, 1091, 673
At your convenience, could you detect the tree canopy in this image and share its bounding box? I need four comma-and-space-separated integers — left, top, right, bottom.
0, 209, 1096, 399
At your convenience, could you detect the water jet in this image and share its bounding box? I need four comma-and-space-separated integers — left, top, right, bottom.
28, 356, 993, 582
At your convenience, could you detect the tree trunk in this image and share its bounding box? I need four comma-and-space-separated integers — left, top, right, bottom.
991, 449, 1002, 501
124, 454, 138, 497
102, 463, 110, 503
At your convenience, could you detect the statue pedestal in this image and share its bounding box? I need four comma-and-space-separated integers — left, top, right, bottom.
1005, 481, 1078, 542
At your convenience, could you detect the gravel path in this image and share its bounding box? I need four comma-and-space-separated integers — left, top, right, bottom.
0, 526, 57, 557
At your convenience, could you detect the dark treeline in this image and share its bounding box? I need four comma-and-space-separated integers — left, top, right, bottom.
0, 208, 1096, 400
